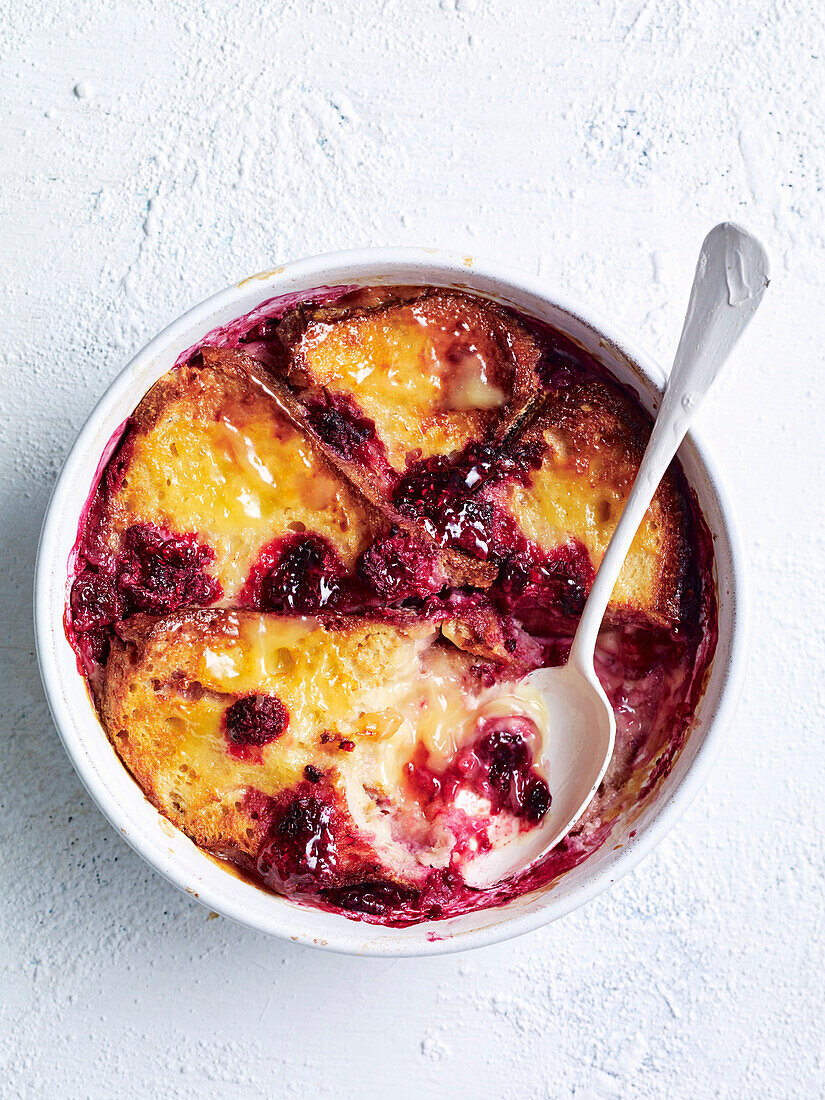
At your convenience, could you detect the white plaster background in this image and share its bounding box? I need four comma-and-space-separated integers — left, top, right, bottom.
1, 0, 823, 1096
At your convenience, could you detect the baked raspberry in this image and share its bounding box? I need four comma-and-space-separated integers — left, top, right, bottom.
322, 880, 418, 916
69, 523, 221, 652
243, 533, 347, 613
256, 784, 341, 892
474, 720, 551, 823
224, 695, 289, 758
70, 570, 126, 632
304, 393, 376, 460
407, 715, 551, 826
393, 443, 540, 562
117, 524, 221, 614
356, 530, 445, 602
497, 539, 595, 618
393, 454, 494, 557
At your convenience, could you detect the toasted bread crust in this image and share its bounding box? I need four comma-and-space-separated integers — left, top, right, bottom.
101, 610, 440, 852
227, 349, 497, 592
99, 348, 386, 598
268, 291, 690, 623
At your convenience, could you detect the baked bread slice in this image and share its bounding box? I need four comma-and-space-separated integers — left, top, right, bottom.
101, 608, 508, 893
500, 380, 688, 627
390, 379, 690, 629
274, 288, 544, 482
93, 347, 382, 600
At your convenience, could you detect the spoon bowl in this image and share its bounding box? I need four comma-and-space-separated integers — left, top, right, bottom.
463, 660, 614, 889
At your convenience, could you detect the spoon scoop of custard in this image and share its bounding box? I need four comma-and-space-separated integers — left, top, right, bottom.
463, 222, 769, 889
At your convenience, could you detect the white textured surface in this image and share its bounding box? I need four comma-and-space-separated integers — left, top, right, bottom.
2, 1, 823, 1095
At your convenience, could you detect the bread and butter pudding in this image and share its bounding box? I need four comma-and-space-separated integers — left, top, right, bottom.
66, 285, 717, 926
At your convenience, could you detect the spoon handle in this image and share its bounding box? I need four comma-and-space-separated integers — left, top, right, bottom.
569, 222, 769, 669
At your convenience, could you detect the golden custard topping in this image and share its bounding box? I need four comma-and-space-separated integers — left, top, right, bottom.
282, 291, 543, 472
67, 285, 715, 926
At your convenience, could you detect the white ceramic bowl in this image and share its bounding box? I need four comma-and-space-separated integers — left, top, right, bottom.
34, 248, 747, 956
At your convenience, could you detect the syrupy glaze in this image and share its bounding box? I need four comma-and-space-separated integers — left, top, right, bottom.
65, 284, 718, 927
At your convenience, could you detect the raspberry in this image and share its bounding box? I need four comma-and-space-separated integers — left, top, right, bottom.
407, 716, 551, 826
256, 785, 341, 891
70, 571, 125, 631
117, 524, 221, 614
224, 695, 289, 747
356, 530, 444, 602
305, 394, 376, 460
68, 524, 221, 653
322, 881, 418, 916
255, 534, 346, 614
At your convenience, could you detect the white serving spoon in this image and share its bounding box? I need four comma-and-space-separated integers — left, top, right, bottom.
464, 222, 769, 889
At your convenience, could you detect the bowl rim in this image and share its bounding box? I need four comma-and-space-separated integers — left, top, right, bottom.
34, 246, 748, 956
